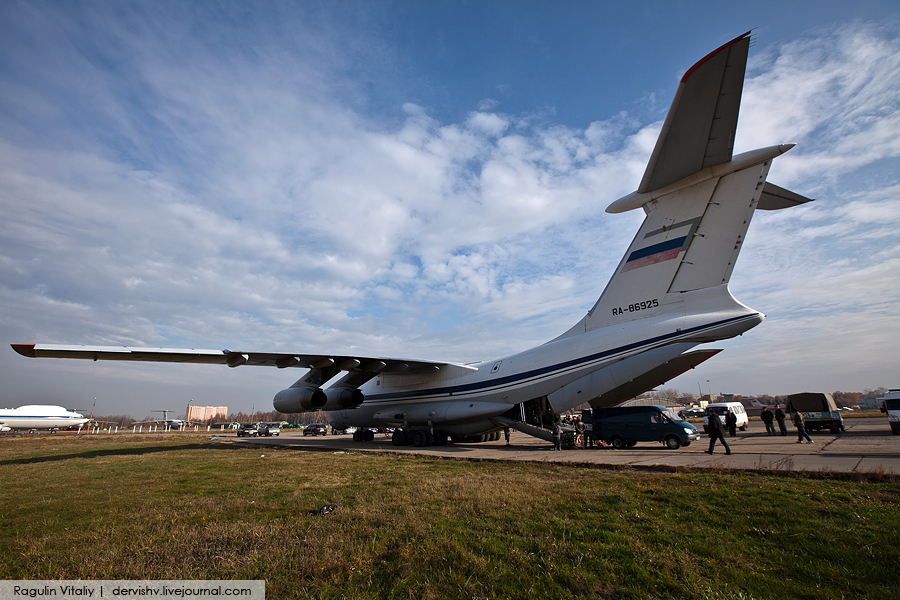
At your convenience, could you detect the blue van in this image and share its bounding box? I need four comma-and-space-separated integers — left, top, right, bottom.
582, 405, 700, 449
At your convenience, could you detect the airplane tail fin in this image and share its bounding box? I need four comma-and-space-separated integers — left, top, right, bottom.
559, 32, 811, 338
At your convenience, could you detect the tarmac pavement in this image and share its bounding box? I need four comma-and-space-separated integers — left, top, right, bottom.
235, 416, 900, 475
234, 418, 900, 474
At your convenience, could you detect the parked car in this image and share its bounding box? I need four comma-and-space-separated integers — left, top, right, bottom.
678, 407, 706, 419
256, 422, 281, 437
303, 423, 328, 436
236, 423, 258, 437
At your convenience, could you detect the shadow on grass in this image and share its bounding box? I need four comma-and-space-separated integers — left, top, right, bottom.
0, 442, 247, 466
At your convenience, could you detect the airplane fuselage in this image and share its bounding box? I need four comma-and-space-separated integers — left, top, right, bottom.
328, 285, 763, 435
0, 405, 89, 431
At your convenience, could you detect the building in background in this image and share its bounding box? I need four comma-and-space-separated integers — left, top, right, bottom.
187, 405, 228, 423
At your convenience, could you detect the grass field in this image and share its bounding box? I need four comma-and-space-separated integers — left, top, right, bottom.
1, 435, 898, 599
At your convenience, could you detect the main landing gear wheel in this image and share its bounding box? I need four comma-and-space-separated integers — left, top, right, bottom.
354, 429, 375, 442
412, 429, 434, 447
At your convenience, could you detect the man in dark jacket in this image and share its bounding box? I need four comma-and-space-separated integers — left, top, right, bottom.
774, 407, 787, 436
761, 407, 776, 436
705, 412, 732, 455
725, 409, 738, 437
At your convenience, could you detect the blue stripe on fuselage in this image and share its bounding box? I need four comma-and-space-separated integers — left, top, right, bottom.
362, 313, 758, 404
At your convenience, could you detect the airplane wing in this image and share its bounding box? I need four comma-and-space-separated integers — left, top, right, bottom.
10, 343, 478, 376
638, 31, 751, 194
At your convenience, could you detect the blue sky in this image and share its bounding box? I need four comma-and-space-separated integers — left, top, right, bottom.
1, 1, 898, 418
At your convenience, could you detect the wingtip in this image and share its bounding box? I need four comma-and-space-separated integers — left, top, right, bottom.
11, 344, 36, 358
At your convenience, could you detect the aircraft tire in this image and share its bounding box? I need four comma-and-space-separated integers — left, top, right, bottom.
412, 429, 429, 447
392, 429, 406, 446
434, 430, 448, 446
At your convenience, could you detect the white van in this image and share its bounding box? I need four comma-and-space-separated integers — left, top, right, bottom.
704, 402, 748, 431
880, 390, 900, 435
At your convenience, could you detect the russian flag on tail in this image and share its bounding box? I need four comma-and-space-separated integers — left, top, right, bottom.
621, 236, 688, 272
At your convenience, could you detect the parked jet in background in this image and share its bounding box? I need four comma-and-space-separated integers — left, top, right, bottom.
12, 32, 813, 446
0, 405, 90, 431
135, 410, 189, 430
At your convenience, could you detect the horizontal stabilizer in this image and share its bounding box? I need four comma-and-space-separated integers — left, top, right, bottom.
639, 31, 751, 194
587, 349, 722, 408
757, 182, 814, 210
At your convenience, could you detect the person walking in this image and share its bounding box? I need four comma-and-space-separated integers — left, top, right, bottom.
761, 407, 776, 436
725, 409, 738, 437
774, 407, 788, 436
705, 412, 732, 455
792, 410, 813, 443
552, 422, 562, 451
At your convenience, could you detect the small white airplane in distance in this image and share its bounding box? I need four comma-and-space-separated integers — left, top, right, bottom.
12, 32, 813, 447
0, 405, 90, 431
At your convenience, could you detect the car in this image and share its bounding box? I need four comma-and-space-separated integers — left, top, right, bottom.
236, 423, 258, 437
303, 423, 328, 436
254, 422, 281, 437
678, 407, 706, 419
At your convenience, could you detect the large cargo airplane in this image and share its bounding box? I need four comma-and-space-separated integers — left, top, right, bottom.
12, 32, 812, 446
0, 405, 90, 431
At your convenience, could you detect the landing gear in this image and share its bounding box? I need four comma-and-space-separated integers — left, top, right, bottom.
412, 429, 433, 447
353, 429, 375, 442
389, 428, 449, 447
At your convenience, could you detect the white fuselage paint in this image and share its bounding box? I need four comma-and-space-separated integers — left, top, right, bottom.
0, 405, 89, 431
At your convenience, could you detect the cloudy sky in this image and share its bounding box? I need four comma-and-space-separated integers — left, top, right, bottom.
2, 1, 898, 418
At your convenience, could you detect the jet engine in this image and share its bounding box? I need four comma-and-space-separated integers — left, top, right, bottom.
272, 386, 327, 413
321, 387, 364, 411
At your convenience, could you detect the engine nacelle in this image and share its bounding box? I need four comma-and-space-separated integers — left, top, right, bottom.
321, 387, 364, 411
272, 386, 327, 413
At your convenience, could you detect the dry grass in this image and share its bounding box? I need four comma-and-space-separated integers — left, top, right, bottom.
1, 435, 899, 599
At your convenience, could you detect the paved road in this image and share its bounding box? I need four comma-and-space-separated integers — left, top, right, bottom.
236, 417, 900, 475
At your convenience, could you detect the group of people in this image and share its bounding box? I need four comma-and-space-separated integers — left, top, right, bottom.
705, 406, 815, 453
540, 407, 816, 454
759, 406, 788, 436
